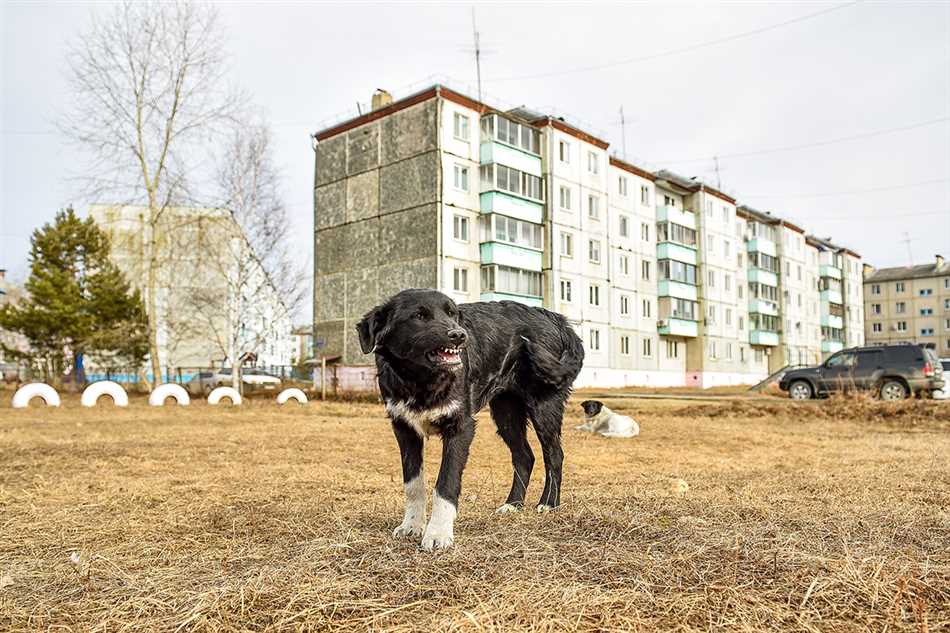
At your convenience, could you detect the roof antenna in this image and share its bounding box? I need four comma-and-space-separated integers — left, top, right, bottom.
902, 232, 914, 266
472, 7, 483, 102
619, 105, 628, 160
713, 156, 722, 190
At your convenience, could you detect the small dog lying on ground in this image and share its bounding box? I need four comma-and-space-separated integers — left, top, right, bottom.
577, 400, 640, 438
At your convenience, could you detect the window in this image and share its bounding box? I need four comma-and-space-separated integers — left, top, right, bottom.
755, 349, 764, 364
658, 260, 697, 285
641, 260, 651, 281
559, 186, 572, 210
642, 298, 652, 318
618, 176, 628, 196
559, 140, 570, 163
482, 114, 540, 154
479, 164, 543, 200
725, 275, 732, 292
920, 288, 933, 296
640, 186, 650, 205
453, 214, 469, 242
707, 233, 715, 253
896, 321, 907, 332
666, 340, 679, 359
722, 207, 730, 223
480, 265, 542, 297
707, 305, 716, 325
614, 335, 629, 356
482, 215, 542, 249
560, 279, 572, 302
797, 265, 802, 281
453, 164, 469, 191
641, 223, 650, 241
588, 151, 599, 174
588, 195, 600, 219
740, 346, 746, 362
619, 254, 630, 276
726, 343, 733, 361
705, 201, 713, 217
896, 302, 906, 314
945, 298, 950, 310
738, 316, 745, 330
921, 328, 935, 336
642, 338, 652, 357
658, 297, 698, 320
785, 261, 791, 277
921, 308, 934, 316
896, 282, 905, 292
619, 215, 630, 237
589, 239, 602, 264
452, 267, 468, 292
708, 270, 716, 287
748, 252, 779, 273
453, 113, 470, 141
871, 284, 881, 295
589, 284, 601, 306
724, 240, 731, 257
656, 222, 697, 246
620, 294, 630, 316
872, 323, 882, 333
871, 303, 881, 315
708, 341, 717, 360
737, 253, 744, 267
589, 329, 601, 351
725, 308, 732, 326
560, 232, 573, 257
738, 284, 744, 299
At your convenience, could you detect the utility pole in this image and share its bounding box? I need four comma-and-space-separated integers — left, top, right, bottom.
619, 106, 628, 160
472, 8, 483, 102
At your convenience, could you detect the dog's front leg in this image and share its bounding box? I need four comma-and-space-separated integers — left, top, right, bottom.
422, 418, 474, 551
391, 420, 426, 538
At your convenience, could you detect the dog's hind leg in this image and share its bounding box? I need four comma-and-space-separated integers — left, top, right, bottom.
391, 420, 426, 539
529, 399, 565, 512
422, 417, 475, 551
490, 393, 534, 513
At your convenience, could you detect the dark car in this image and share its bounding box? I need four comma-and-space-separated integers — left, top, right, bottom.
779, 344, 944, 401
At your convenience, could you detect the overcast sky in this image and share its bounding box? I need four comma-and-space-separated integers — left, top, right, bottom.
2, 1, 948, 323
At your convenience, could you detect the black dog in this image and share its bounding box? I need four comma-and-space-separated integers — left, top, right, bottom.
356, 289, 584, 550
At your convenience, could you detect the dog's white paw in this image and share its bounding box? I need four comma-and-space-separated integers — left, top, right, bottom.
536, 504, 556, 513
420, 523, 454, 550
495, 503, 522, 514
392, 519, 426, 539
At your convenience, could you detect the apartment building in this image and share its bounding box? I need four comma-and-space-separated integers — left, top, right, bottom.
90, 205, 293, 375
311, 84, 863, 387
864, 255, 950, 354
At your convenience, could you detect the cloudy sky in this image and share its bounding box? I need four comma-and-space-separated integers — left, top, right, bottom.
2, 1, 948, 322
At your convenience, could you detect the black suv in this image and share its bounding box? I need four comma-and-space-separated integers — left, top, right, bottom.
779, 344, 944, 401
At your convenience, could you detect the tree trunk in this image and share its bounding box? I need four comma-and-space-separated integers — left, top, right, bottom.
146, 230, 162, 388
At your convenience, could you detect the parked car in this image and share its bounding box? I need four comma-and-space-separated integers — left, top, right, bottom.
932, 359, 950, 400
779, 344, 944, 401
184, 368, 282, 395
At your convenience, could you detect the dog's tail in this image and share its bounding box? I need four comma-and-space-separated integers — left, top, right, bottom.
518, 324, 585, 388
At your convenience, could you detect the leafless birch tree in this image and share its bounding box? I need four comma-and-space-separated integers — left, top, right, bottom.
63, 1, 236, 385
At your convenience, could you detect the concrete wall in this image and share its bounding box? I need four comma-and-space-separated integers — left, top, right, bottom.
313, 99, 441, 364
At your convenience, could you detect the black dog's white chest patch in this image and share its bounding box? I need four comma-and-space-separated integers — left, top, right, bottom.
385, 399, 460, 438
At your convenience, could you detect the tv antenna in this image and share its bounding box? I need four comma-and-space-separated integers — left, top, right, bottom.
472, 8, 483, 102
713, 156, 722, 190
619, 106, 628, 160
902, 232, 913, 265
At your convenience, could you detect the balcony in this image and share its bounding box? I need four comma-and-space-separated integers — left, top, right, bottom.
822, 340, 844, 354
748, 268, 779, 287
657, 280, 698, 301
748, 299, 779, 317
821, 314, 844, 329
820, 289, 843, 305
656, 205, 696, 229
479, 291, 542, 307
749, 330, 780, 346
746, 237, 777, 257
658, 318, 698, 338
479, 191, 543, 224
656, 242, 697, 265
479, 242, 542, 271
479, 141, 542, 177
819, 264, 842, 280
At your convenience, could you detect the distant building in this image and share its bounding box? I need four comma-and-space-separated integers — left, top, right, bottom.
89, 205, 293, 376
291, 325, 313, 364
863, 255, 950, 353
312, 84, 863, 387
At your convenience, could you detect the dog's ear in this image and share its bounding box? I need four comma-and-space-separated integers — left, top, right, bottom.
356, 305, 391, 354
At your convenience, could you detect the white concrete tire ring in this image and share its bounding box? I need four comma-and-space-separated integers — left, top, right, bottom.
276, 388, 308, 405
207, 386, 242, 406
148, 383, 191, 406
81, 381, 129, 407
11, 383, 62, 409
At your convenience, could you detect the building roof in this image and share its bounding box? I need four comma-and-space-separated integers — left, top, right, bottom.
864, 259, 948, 282
609, 157, 656, 182
655, 170, 736, 204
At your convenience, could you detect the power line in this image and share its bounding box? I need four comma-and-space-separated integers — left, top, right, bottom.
743, 177, 950, 199
800, 209, 948, 221
655, 115, 950, 164
484, 1, 860, 83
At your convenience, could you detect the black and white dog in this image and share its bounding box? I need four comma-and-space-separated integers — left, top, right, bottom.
357, 289, 584, 550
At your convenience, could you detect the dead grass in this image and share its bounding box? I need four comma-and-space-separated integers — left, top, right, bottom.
1, 395, 948, 631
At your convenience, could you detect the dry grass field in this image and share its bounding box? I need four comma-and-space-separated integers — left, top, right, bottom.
1, 393, 949, 631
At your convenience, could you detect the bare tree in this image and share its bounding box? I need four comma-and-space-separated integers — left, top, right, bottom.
183, 120, 306, 391
63, 1, 236, 386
